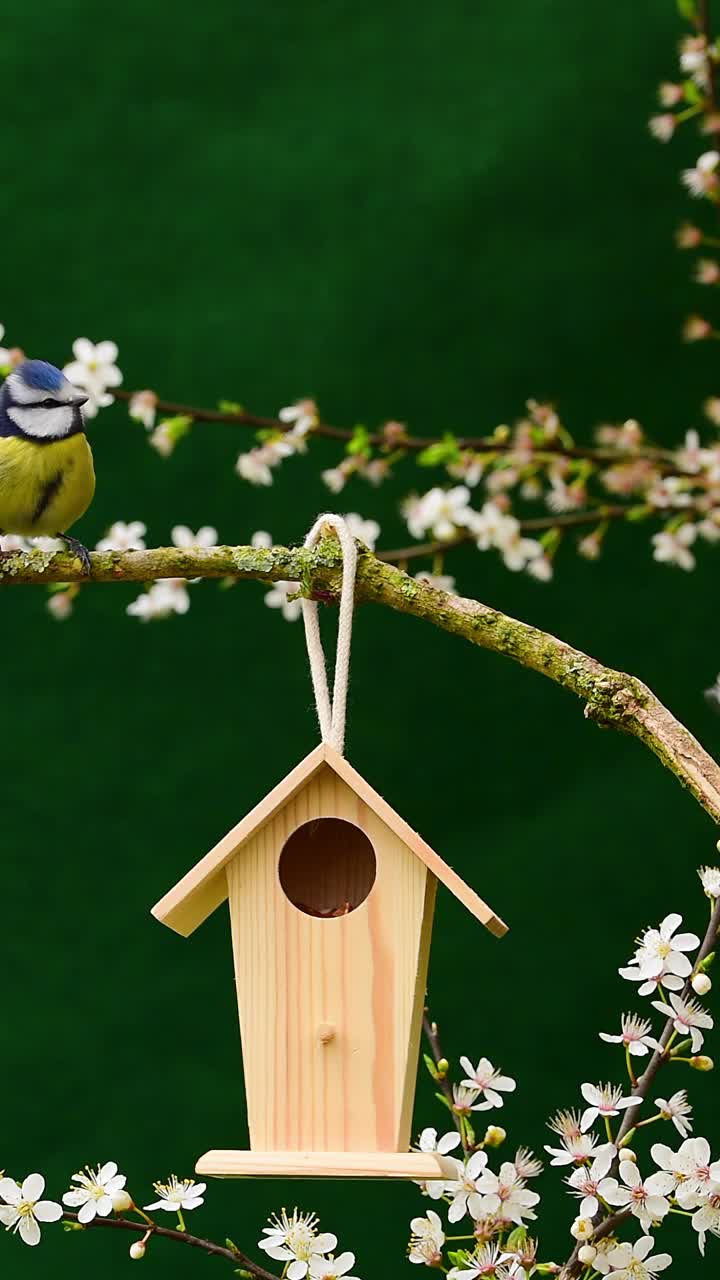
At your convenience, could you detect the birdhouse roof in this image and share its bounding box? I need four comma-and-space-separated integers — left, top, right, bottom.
152, 742, 508, 939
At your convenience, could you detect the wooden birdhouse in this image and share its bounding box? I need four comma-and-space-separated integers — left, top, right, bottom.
152, 742, 507, 1180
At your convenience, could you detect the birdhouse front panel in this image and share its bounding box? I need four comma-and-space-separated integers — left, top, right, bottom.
226, 762, 437, 1154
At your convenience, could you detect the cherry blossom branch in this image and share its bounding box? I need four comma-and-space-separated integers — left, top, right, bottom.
61, 1210, 276, 1278
378, 507, 629, 564
111, 387, 677, 466
4, 538, 720, 822
560, 894, 720, 1279
618, 893, 720, 1143
422, 1011, 466, 1145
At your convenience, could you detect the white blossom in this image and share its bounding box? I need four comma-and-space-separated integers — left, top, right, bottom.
446, 1150, 490, 1222
343, 513, 380, 550
62, 1161, 127, 1224
64, 338, 122, 417
682, 150, 720, 198
264, 580, 301, 622
651, 991, 713, 1053
692, 1188, 720, 1255
322, 467, 347, 494
144, 1175, 206, 1213
566, 1145, 617, 1217
408, 1208, 445, 1266
651, 524, 697, 570
699, 865, 720, 898
251, 530, 273, 549
258, 1209, 337, 1280
171, 524, 217, 549
655, 1089, 693, 1138
0, 1174, 62, 1246
128, 390, 158, 430
619, 912, 699, 995
513, 1148, 543, 1179
47, 590, 75, 621
278, 398, 318, 437
448, 1242, 510, 1279
599, 1013, 662, 1057
605, 1235, 672, 1279
580, 1083, 640, 1132
545, 1110, 600, 1165
603, 1161, 674, 1231
309, 1253, 360, 1280
459, 1057, 516, 1109
96, 520, 147, 553
649, 113, 676, 142
127, 579, 190, 621
406, 486, 475, 541
651, 1136, 720, 1208
474, 1161, 540, 1225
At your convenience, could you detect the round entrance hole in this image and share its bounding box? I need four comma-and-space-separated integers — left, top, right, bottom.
278, 817, 377, 918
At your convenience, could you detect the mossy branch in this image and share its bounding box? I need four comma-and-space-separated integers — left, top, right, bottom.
4, 537, 720, 823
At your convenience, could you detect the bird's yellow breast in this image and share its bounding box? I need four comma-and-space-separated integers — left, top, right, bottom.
0, 433, 95, 537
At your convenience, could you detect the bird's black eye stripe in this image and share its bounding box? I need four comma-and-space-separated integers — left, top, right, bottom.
40, 398, 60, 408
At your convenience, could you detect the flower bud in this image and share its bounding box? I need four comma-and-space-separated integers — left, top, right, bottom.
619, 1148, 637, 1163
112, 1190, 133, 1213
690, 1055, 715, 1071
693, 973, 712, 996
129, 1242, 146, 1260
570, 1217, 594, 1241
578, 1245, 597, 1266
484, 1125, 507, 1148
436, 1058, 449, 1077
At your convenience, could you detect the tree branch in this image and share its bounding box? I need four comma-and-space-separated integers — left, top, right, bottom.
4, 538, 720, 823
61, 1210, 276, 1277
560, 893, 720, 1278
111, 388, 681, 469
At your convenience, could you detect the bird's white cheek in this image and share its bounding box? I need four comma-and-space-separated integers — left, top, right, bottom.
7, 405, 75, 438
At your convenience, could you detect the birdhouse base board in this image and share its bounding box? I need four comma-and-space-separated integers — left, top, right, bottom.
195, 1150, 456, 1180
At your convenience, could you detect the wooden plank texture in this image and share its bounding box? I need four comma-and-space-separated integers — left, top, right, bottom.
195, 1150, 457, 1179
227, 763, 435, 1153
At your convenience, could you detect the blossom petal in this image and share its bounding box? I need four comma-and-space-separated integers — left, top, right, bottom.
17, 1214, 40, 1246
33, 1200, 62, 1223
21, 1174, 44, 1203
0, 1178, 22, 1206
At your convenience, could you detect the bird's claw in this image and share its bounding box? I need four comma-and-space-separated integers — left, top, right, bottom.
60, 535, 92, 576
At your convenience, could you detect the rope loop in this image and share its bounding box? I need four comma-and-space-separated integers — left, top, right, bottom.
301, 514, 358, 755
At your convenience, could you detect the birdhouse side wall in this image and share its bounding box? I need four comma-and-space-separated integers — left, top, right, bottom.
226, 764, 437, 1153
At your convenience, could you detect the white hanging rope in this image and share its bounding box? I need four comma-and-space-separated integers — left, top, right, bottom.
301, 513, 358, 756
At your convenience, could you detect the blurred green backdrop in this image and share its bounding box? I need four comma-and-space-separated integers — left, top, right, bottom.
2, 0, 719, 1274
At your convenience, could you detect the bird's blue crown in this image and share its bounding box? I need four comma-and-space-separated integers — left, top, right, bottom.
16, 360, 65, 393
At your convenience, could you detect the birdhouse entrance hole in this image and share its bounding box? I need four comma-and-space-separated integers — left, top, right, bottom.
278, 817, 376, 918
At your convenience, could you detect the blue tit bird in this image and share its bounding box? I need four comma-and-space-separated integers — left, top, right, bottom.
0, 359, 95, 570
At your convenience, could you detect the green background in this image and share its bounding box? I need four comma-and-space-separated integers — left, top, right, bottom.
2, 0, 718, 1274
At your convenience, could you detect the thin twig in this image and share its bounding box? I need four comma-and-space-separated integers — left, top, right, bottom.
111, 387, 681, 469
61, 1210, 276, 1277
560, 894, 720, 1278
377, 507, 629, 564
422, 1011, 466, 1147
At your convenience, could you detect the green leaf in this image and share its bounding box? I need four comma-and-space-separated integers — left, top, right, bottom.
506, 1226, 528, 1251
683, 77, 702, 105
448, 1249, 472, 1267
677, 0, 698, 21
218, 399, 245, 414
423, 1052, 439, 1080
346, 425, 372, 458
434, 1090, 452, 1111
417, 433, 462, 467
